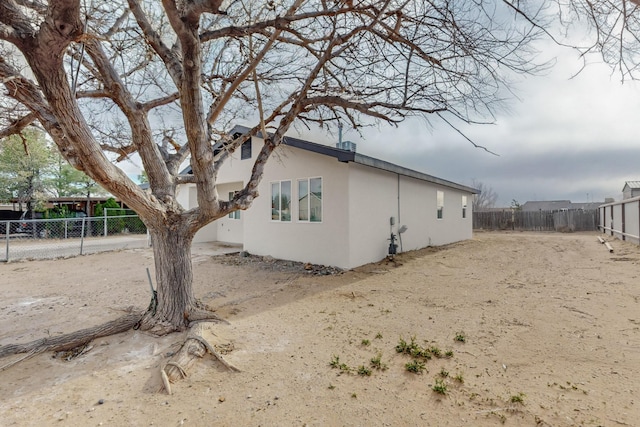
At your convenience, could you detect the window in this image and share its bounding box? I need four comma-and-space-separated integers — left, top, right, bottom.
240, 140, 251, 160
462, 195, 467, 219
437, 190, 444, 219
298, 177, 322, 222
271, 180, 291, 221
228, 192, 240, 219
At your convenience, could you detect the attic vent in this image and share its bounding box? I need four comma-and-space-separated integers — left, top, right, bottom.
336, 140, 356, 152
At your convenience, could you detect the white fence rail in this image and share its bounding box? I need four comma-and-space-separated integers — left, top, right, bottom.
598, 198, 640, 244
1, 215, 149, 262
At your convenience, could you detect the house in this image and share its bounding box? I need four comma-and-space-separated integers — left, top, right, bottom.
521, 200, 603, 212
177, 125, 477, 269
521, 200, 572, 212
622, 181, 640, 200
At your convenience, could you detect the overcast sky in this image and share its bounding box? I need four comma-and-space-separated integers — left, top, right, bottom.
115, 32, 640, 207
293, 41, 640, 207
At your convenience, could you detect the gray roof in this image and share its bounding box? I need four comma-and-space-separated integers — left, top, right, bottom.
182, 124, 478, 194
623, 181, 640, 190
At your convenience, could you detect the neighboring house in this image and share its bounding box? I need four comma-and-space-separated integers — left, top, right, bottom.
521, 200, 572, 212
522, 200, 604, 212
177, 125, 477, 269
622, 181, 640, 200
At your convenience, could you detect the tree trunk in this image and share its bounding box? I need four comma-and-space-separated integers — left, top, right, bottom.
139, 224, 197, 334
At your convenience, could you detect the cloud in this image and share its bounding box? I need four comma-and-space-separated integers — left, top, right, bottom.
333, 39, 640, 207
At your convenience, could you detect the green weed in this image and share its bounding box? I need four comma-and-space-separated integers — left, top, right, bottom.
432, 378, 448, 394
405, 359, 426, 374
370, 353, 388, 371
454, 332, 466, 343
510, 392, 526, 404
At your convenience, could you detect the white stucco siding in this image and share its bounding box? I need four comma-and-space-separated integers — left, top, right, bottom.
241, 145, 352, 268
214, 182, 244, 244
422, 185, 473, 245
395, 175, 435, 251
175, 184, 193, 210
347, 164, 473, 268
347, 164, 400, 268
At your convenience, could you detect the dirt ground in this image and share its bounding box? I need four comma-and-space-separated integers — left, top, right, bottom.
1, 231, 639, 426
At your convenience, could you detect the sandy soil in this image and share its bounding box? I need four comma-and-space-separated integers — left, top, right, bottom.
1, 231, 639, 426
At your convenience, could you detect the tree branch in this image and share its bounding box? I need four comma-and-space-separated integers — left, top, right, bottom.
0, 112, 37, 139
127, 0, 183, 86
141, 92, 180, 112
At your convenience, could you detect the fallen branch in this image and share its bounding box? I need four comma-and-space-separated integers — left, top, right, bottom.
0, 312, 141, 359
0, 349, 38, 372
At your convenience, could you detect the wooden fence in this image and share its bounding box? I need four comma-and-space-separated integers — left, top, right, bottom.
473, 210, 598, 232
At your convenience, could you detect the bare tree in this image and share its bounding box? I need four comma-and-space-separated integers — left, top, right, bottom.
471, 180, 499, 211
0, 1, 550, 382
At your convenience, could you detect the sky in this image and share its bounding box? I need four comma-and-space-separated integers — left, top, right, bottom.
111, 25, 640, 209
289, 42, 640, 208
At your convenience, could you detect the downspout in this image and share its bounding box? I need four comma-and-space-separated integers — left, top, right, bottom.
397, 173, 403, 253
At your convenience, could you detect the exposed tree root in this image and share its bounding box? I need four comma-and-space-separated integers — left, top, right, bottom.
0, 305, 237, 395
160, 322, 239, 394
186, 307, 229, 324
0, 312, 142, 360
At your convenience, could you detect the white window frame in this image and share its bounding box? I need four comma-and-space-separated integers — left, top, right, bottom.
462, 195, 467, 219
228, 191, 240, 219
297, 177, 323, 223
271, 180, 292, 222
437, 190, 444, 220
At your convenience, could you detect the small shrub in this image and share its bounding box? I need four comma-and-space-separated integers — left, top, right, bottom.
454, 332, 466, 343
396, 336, 420, 355
357, 365, 372, 376
361, 339, 371, 346
405, 360, 426, 374
429, 346, 442, 358
432, 378, 448, 394
329, 355, 341, 368
510, 392, 526, 404
329, 355, 350, 372
370, 353, 388, 371
439, 368, 449, 378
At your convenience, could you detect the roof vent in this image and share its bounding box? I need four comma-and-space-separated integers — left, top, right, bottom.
336, 140, 357, 152
336, 123, 356, 152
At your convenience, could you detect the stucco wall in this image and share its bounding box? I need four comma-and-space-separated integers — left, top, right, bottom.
215, 182, 244, 244
347, 164, 400, 268
240, 145, 352, 268
346, 164, 473, 268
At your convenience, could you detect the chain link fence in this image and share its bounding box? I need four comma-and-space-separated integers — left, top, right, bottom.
1, 214, 149, 262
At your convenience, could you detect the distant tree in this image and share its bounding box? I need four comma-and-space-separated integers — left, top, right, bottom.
51, 150, 106, 199
472, 180, 498, 211
511, 199, 522, 211
0, 129, 52, 211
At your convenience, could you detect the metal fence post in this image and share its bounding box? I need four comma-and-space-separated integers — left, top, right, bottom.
104, 208, 108, 237
4, 220, 9, 262
80, 217, 86, 255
